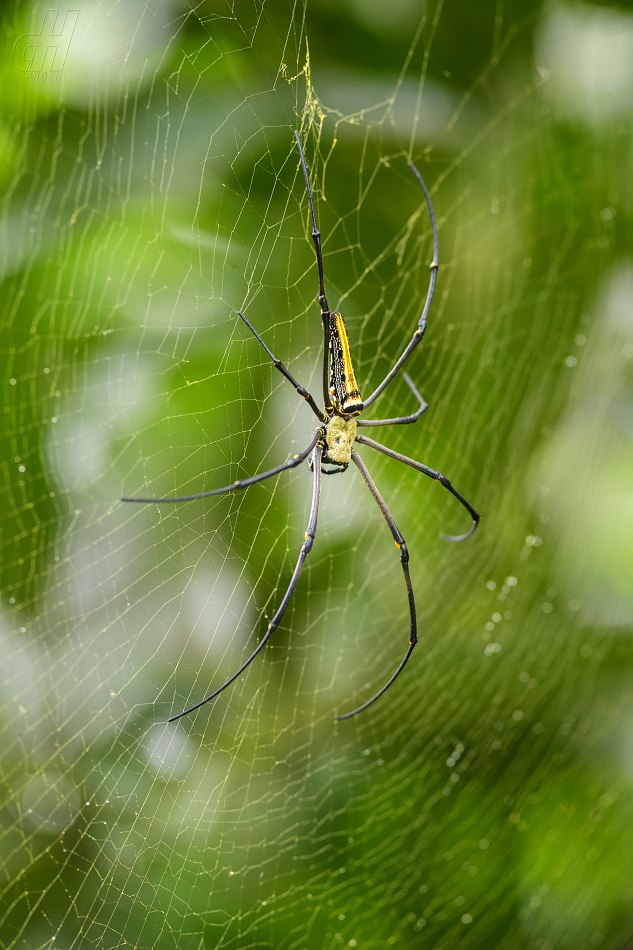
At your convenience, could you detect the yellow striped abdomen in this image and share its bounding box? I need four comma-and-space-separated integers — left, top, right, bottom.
329, 311, 363, 415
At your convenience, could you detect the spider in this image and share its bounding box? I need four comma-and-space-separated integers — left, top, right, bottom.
123, 131, 480, 722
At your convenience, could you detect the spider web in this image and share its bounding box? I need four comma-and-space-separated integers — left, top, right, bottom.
1, 0, 633, 947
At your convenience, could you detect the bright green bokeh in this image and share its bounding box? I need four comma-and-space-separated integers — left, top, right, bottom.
1, 1, 632, 948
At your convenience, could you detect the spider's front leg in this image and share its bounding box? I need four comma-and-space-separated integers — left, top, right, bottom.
168, 439, 325, 722
122, 430, 322, 504
336, 450, 417, 720
356, 433, 480, 541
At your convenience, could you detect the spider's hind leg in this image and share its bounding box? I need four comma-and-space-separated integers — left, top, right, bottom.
361, 162, 439, 411
237, 311, 326, 423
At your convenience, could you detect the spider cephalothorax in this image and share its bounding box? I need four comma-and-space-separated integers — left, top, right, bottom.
323, 414, 357, 467
122, 130, 480, 724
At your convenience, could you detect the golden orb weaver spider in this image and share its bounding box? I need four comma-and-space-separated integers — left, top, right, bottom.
123, 131, 480, 722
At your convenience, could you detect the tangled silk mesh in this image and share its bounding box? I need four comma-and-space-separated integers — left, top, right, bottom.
1, 2, 632, 948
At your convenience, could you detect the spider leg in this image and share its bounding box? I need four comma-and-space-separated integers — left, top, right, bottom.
168, 441, 323, 722
294, 130, 332, 411
336, 450, 417, 720
356, 374, 428, 428
355, 433, 480, 541
122, 428, 322, 504
362, 163, 438, 411
237, 311, 326, 423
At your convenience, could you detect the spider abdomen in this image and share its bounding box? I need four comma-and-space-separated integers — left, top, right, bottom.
325, 415, 357, 465
330, 312, 363, 414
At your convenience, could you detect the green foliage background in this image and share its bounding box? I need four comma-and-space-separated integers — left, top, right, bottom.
1, 0, 633, 948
